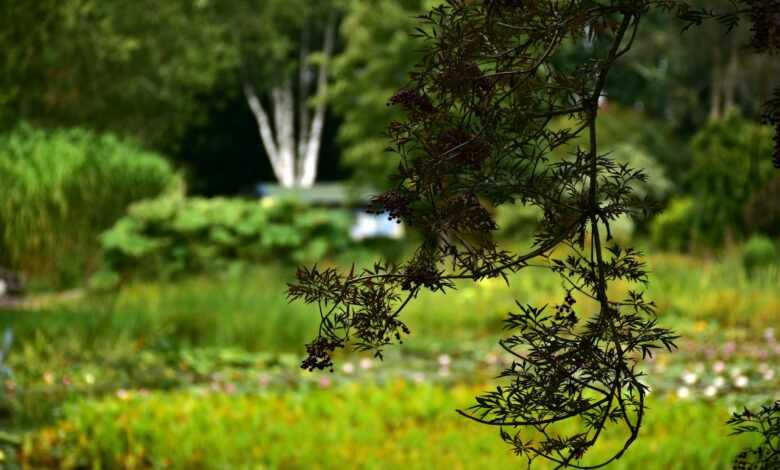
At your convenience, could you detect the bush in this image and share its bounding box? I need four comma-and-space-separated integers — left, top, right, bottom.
0, 125, 180, 287
687, 113, 775, 245
650, 197, 696, 251
97, 195, 353, 282
742, 235, 779, 276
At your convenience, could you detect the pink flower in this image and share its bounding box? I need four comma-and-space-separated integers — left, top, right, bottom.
318, 377, 332, 389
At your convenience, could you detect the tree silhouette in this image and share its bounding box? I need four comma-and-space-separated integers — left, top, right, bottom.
290, 1, 779, 467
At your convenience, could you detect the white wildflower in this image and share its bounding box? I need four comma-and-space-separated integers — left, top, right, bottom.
437, 354, 452, 367
682, 372, 698, 385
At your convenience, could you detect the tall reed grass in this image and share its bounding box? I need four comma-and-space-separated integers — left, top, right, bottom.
0, 124, 180, 287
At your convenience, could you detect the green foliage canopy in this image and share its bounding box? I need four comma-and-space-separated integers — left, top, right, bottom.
0, 0, 241, 149
330, 0, 437, 188
688, 113, 774, 244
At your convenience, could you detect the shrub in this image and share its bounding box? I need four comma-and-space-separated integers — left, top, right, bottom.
687, 113, 775, 245
651, 197, 696, 251
742, 235, 779, 276
97, 195, 352, 282
0, 125, 180, 287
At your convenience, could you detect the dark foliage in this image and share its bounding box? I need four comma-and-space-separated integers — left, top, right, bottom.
289, 0, 777, 468
728, 401, 780, 469
764, 87, 780, 169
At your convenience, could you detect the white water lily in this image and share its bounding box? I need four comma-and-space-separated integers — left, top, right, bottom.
676, 386, 691, 399
734, 376, 749, 388
713, 376, 726, 388
682, 372, 698, 385
704, 386, 717, 397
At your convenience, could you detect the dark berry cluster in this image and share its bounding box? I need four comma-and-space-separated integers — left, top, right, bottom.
368, 189, 414, 222
300, 336, 344, 372
388, 88, 436, 117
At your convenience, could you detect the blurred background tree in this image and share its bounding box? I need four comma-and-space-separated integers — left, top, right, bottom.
0, 0, 238, 150
329, 0, 434, 189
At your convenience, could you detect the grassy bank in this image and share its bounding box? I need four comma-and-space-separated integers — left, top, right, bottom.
20, 382, 756, 469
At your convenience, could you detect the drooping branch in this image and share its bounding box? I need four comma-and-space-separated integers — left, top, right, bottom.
290, 2, 686, 467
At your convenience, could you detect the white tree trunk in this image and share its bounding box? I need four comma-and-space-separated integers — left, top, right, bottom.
272, 81, 297, 187
245, 13, 337, 189
244, 83, 287, 184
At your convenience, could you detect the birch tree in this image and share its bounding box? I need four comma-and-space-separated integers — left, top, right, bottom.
243, 13, 336, 188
